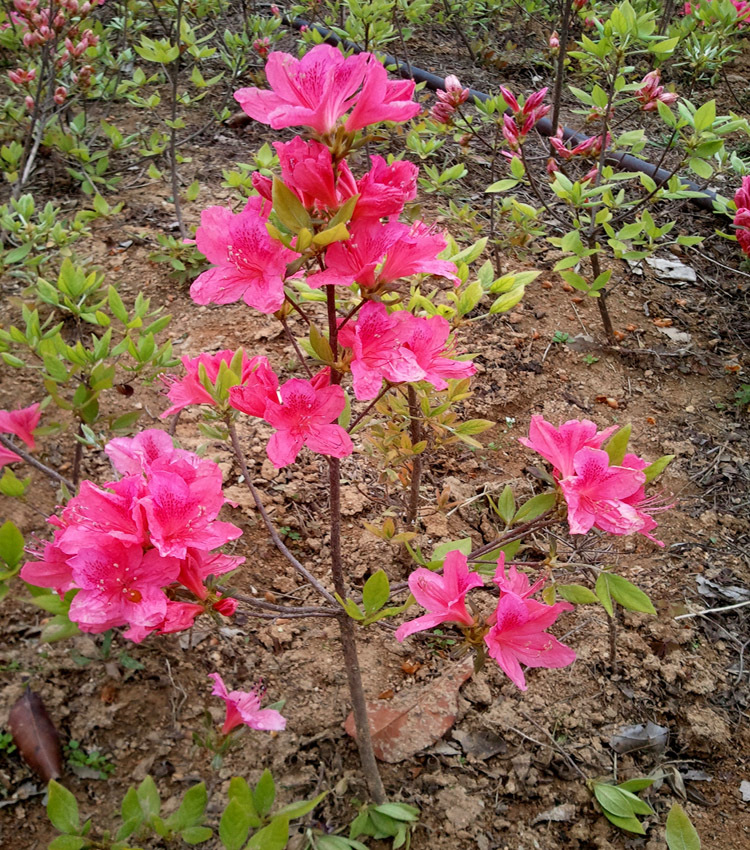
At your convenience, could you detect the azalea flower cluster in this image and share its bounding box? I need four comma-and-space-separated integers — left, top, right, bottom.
7, 0, 103, 109
430, 75, 470, 126
161, 332, 474, 468
395, 551, 576, 691
635, 69, 678, 112
0, 402, 41, 467
500, 85, 550, 151
683, 0, 750, 25
521, 416, 667, 545
734, 176, 750, 258
21, 429, 243, 642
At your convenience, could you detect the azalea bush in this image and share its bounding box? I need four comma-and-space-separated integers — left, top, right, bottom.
1, 39, 681, 829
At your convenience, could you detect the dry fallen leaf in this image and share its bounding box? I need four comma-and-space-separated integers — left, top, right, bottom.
653, 317, 673, 328
401, 660, 421, 675
8, 689, 63, 782
610, 721, 669, 756
344, 657, 474, 763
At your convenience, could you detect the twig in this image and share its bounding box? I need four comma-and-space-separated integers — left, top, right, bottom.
227, 420, 337, 605
674, 600, 750, 620
0, 434, 75, 491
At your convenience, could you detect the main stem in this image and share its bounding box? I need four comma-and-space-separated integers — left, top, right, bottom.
326, 287, 386, 804
405, 385, 423, 529
168, 0, 187, 239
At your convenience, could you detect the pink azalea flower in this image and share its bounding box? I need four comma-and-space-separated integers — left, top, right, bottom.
177, 549, 245, 599
353, 155, 418, 222
734, 176, 750, 257
68, 542, 180, 633
209, 673, 286, 734
484, 592, 576, 690
558, 447, 647, 536
190, 197, 297, 314
273, 137, 349, 210
160, 350, 277, 417
379, 221, 459, 285
263, 378, 353, 468
395, 550, 484, 641
519, 415, 617, 479
106, 428, 189, 475
0, 445, 22, 468
338, 301, 424, 400
635, 69, 678, 111
345, 58, 420, 131
0, 402, 41, 449
20, 539, 74, 595
492, 553, 546, 599
142, 470, 242, 559
234, 45, 369, 135
430, 74, 471, 125
402, 314, 476, 390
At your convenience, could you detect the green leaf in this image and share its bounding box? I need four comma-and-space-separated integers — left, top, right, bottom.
593, 782, 637, 818
486, 178, 519, 193
431, 537, 472, 563
40, 613, 80, 642
252, 769, 275, 818
557, 584, 598, 605
618, 778, 655, 792
272, 177, 311, 234
604, 424, 631, 465
495, 486, 516, 525
362, 570, 390, 614
689, 158, 712, 179
692, 100, 715, 133
513, 493, 556, 524
47, 780, 80, 835
181, 825, 213, 844
246, 815, 289, 850
665, 803, 701, 850
274, 790, 328, 820
170, 782, 206, 829
373, 803, 420, 822
595, 573, 614, 617
601, 810, 646, 835
605, 574, 656, 614
0, 520, 24, 568
219, 799, 251, 850
137, 775, 160, 819
48, 836, 87, 850
643, 454, 673, 483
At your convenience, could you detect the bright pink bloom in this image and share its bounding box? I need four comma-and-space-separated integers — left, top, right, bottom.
402, 314, 476, 390
0, 403, 41, 449
273, 137, 347, 210
212, 596, 238, 617
209, 673, 286, 734
345, 58, 420, 131
228, 364, 281, 418
353, 156, 418, 221
379, 221, 459, 285
263, 378, 352, 468
492, 553, 546, 599
0, 445, 22, 468
484, 592, 576, 690
20, 539, 74, 595
142, 469, 242, 559
160, 350, 278, 417
431, 74, 470, 124
395, 550, 484, 641
635, 70, 678, 111
68, 542, 180, 634
234, 45, 368, 135
338, 301, 424, 400
190, 197, 297, 314
177, 549, 244, 599
559, 447, 648, 536
520, 415, 617, 479
105, 428, 188, 475
734, 176, 750, 258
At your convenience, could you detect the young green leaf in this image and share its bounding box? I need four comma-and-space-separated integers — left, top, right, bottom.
252, 769, 276, 818
47, 780, 80, 835
665, 803, 701, 850
362, 570, 390, 614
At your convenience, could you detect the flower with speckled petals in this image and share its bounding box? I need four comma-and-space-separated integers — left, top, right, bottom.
0, 402, 41, 449
209, 673, 286, 734
190, 197, 297, 314
263, 378, 352, 468
519, 416, 617, 479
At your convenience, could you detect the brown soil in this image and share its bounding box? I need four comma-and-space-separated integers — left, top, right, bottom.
1, 11, 750, 850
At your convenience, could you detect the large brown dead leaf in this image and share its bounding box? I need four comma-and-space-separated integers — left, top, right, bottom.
8, 689, 63, 782
344, 657, 474, 763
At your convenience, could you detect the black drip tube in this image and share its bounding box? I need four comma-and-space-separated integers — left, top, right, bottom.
288, 17, 721, 213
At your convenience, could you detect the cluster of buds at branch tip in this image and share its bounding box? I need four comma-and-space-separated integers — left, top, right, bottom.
430, 75, 470, 126
500, 86, 550, 150
253, 36, 271, 59
549, 126, 611, 161
636, 70, 678, 112
7, 67, 36, 85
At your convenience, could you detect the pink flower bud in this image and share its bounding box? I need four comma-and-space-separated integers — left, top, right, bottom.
8, 70, 22, 85
54, 85, 67, 104
213, 597, 238, 617
549, 30, 560, 50
24, 95, 35, 111
271, 3, 280, 14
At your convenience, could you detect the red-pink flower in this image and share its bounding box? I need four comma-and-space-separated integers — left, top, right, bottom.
635, 69, 678, 111
273, 137, 351, 211
209, 673, 286, 734
353, 155, 418, 221
484, 592, 576, 690
395, 550, 484, 641
235, 45, 368, 135
500, 86, 550, 149
520, 415, 617, 479
177, 549, 244, 600
559, 447, 648, 536
263, 378, 353, 468
345, 58, 421, 132
492, 553, 546, 599
190, 197, 297, 314
160, 350, 278, 417
20, 539, 74, 595
0, 445, 22, 468
430, 74, 470, 125
0, 402, 41, 449
338, 301, 424, 400
68, 542, 180, 634
734, 176, 750, 258
550, 131, 611, 160
402, 314, 476, 390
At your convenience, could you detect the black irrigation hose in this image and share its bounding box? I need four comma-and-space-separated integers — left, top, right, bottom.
287, 17, 721, 214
